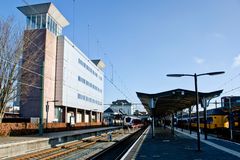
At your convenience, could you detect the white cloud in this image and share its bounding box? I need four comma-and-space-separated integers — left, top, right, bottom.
194, 57, 205, 64
232, 54, 240, 68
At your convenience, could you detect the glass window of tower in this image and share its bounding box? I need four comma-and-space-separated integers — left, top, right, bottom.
31, 15, 36, 29
25, 14, 62, 36
42, 14, 46, 28
37, 15, 41, 28
26, 16, 31, 29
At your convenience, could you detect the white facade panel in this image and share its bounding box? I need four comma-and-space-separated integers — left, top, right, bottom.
55, 38, 64, 104
55, 36, 104, 112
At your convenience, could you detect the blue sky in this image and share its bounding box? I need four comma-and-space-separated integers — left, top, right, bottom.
1, 0, 240, 111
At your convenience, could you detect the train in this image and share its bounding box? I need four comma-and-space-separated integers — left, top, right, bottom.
123, 116, 149, 128
177, 108, 240, 132
221, 96, 240, 109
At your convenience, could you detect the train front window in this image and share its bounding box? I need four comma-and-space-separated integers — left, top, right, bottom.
125, 117, 131, 122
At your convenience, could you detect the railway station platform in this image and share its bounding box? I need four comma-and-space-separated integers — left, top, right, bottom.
0, 126, 120, 159
125, 126, 240, 160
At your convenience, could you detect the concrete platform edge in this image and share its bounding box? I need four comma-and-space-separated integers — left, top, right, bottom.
174, 128, 240, 158
0, 138, 51, 159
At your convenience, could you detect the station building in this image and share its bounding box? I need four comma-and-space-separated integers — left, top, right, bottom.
110, 100, 133, 115
18, 2, 105, 124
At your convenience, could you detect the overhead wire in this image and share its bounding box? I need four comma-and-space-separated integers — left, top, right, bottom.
18, 0, 63, 67
0, 56, 55, 90
86, 24, 140, 104
0, 0, 67, 86
222, 86, 240, 95
1, 0, 53, 91
20, 0, 142, 109
0, 57, 43, 78
216, 72, 240, 90
213, 72, 240, 96
19, 0, 108, 104
1, 0, 61, 91
104, 75, 131, 102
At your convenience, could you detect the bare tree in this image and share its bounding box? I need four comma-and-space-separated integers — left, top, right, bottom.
0, 17, 41, 122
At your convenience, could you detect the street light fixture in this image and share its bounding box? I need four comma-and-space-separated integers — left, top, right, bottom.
167, 71, 225, 151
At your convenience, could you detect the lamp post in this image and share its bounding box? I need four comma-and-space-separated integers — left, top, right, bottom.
167, 71, 224, 151
226, 97, 233, 140
39, 63, 44, 136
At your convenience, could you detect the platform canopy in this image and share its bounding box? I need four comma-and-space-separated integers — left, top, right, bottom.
136, 89, 223, 116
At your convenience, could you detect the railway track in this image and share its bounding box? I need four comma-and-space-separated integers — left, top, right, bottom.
87, 126, 148, 160
15, 138, 102, 160
13, 128, 139, 160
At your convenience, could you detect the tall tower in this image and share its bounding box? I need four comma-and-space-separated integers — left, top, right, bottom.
18, 3, 69, 121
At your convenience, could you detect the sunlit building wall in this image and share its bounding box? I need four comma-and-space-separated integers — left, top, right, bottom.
18, 2, 105, 123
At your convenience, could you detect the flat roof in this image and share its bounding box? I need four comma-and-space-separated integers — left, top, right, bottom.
17, 2, 69, 28
136, 88, 223, 116
92, 59, 106, 71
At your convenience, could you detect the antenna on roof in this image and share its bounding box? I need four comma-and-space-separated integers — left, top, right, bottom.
110, 63, 114, 83
72, 0, 75, 43
88, 24, 91, 58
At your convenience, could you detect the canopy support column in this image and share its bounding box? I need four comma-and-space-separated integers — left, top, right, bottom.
202, 98, 208, 140
228, 97, 233, 141
189, 107, 192, 134
150, 98, 155, 138
203, 106, 207, 140
152, 109, 155, 138
181, 110, 183, 131
171, 113, 175, 135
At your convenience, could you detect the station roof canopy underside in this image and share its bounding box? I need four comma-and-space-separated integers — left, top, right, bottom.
136, 89, 223, 116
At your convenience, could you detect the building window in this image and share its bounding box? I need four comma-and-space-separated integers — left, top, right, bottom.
26, 16, 31, 29
42, 14, 46, 28
78, 75, 102, 93
37, 15, 41, 28
31, 15, 36, 29
44, 14, 62, 36
77, 93, 102, 105
78, 58, 99, 78
54, 107, 63, 122
26, 14, 49, 31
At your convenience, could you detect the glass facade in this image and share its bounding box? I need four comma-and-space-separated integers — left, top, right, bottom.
26, 14, 62, 36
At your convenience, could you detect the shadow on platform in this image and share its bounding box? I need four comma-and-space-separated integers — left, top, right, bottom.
135, 127, 238, 160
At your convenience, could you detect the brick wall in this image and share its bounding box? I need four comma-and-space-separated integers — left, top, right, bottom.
0, 122, 103, 136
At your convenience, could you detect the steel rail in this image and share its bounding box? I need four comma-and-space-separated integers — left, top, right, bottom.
87, 127, 148, 160
14, 130, 123, 160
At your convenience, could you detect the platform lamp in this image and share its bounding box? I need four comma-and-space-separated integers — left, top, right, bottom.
167, 71, 225, 151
